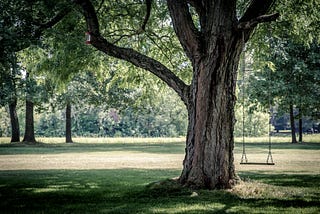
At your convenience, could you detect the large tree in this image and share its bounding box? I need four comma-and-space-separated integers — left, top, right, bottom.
74, 0, 278, 189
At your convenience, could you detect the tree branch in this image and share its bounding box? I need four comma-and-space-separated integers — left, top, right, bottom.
73, 0, 100, 34
167, 0, 202, 65
111, 0, 152, 46
74, 0, 190, 105
239, 0, 278, 41
186, 0, 204, 16
238, 13, 280, 30
240, 0, 276, 23
34, 6, 72, 38
140, 0, 152, 31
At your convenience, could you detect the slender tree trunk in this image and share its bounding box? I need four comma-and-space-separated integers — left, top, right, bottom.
22, 99, 36, 143
289, 104, 297, 144
8, 54, 20, 142
66, 103, 73, 143
298, 109, 303, 143
298, 118, 302, 143
9, 98, 20, 142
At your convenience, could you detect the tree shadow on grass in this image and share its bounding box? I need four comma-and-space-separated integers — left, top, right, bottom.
103, 184, 320, 213
0, 169, 319, 213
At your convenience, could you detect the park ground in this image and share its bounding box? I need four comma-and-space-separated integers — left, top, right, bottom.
0, 135, 319, 213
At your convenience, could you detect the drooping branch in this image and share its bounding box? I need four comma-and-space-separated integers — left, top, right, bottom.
74, 0, 190, 105
167, 0, 202, 65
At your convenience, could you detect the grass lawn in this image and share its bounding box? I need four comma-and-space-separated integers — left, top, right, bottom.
0, 135, 319, 213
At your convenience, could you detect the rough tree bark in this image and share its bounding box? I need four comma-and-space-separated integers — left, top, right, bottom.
66, 103, 73, 143
167, 0, 245, 189
9, 98, 20, 142
75, 0, 279, 189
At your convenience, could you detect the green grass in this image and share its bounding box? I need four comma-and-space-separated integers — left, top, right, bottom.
0, 136, 319, 213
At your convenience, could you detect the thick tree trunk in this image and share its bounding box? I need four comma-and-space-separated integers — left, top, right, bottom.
179, 36, 242, 189
9, 99, 20, 142
66, 103, 73, 143
289, 104, 297, 144
22, 100, 36, 143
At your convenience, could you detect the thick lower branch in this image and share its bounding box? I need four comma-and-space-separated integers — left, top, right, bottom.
240, 0, 276, 22
167, 0, 202, 64
238, 13, 280, 30
75, 0, 189, 105
94, 35, 190, 105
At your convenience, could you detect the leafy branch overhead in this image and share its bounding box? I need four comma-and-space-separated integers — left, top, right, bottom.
0, 1, 72, 54
74, 0, 190, 105
73, 0, 279, 106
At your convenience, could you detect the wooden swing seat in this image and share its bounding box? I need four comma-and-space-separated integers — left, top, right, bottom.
240, 162, 275, 165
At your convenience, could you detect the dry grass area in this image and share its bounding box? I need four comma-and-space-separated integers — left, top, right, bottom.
0, 152, 184, 170
0, 137, 185, 170
0, 136, 319, 175
235, 149, 320, 174
1, 149, 319, 174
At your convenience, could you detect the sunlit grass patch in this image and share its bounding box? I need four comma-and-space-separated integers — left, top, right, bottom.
235, 134, 320, 144
302, 134, 320, 143
0, 137, 10, 144
36, 137, 186, 144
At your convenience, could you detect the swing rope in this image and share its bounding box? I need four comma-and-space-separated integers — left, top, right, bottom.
266, 43, 275, 165
240, 44, 248, 164
240, 37, 274, 165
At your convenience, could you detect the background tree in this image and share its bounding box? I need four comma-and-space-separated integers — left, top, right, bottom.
18, 6, 105, 143
0, 0, 71, 143
241, 0, 320, 142
0, 54, 21, 142
246, 0, 320, 143
248, 39, 320, 143
17, 46, 57, 143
